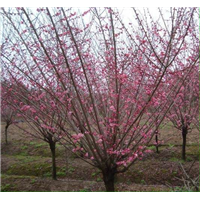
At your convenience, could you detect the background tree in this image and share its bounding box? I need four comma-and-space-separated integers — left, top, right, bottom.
1, 81, 17, 144
1, 77, 65, 180
166, 68, 199, 160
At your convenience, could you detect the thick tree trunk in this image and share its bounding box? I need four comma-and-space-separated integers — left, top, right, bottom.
182, 126, 188, 161
49, 142, 57, 180
102, 168, 116, 192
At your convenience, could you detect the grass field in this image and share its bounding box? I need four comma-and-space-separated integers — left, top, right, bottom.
1, 121, 199, 192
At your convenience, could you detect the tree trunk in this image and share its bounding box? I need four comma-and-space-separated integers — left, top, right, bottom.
49, 142, 57, 180
155, 131, 159, 153
182, 126, 188, 161
102, 167, 116, 192
5, 124, 9, 145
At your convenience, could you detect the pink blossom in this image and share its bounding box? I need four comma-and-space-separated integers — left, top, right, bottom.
141, 40, 146, 44
119, 74, 128, 83
21, 105, 30, 111
30, 108, 36, 113
85, 152, 88, 157
144, 149, 153, 153
90, 156, 94, 160
97, 139, 103, 144
116, 161, 127, 167
72, 133, 84, 143
110, 105, 116, 112
34, 116, 39, 120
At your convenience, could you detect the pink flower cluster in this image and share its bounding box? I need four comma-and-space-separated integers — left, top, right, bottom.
72, 133, 84, 143
20, 105, 36, 113
41, 124, 55, 132
116, 153, 138, 167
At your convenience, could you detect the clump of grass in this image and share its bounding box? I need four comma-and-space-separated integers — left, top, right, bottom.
79, 188, 91, 192
21, 145, 28, 150
1, 184, 11, 192
169, 157, 184, 163
42, 166, 68, 178
67, 166, 75, 173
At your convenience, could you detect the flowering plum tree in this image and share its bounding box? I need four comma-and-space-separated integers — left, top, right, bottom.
1, 77, 64, 180
1, 81, 17, 144
0, 7, 198, 191
167, 69, 199, 160
17, 91, 64, 180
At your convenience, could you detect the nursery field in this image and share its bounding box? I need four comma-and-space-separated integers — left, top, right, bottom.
0, 7, 199, 193
1, 121, 199, 192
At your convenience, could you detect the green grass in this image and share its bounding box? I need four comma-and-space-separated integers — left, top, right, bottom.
1, 119, 198, 192
3, 150, 68, 179
55, 166, 67, 177
78, 188, 91, 192
57, 171, 66, 177
169, 157, 184, 163
1, 184, 12, 192
146, 145, 156, 150
6, 159, 51, 177
21, 145, 28, 150
2, 139, 68, 159
68, 166, 75, 173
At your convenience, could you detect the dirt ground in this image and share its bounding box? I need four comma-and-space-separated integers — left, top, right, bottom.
1, 121, 199, 192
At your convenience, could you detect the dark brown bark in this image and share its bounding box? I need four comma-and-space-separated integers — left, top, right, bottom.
182, 126, 188, 161
49, 142, 57, 180
155, 131, 159, 153
102, 167, 116, 192
5, 123, 9, 145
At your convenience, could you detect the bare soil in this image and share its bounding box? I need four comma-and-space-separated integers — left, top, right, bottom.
1, 121, 199, 192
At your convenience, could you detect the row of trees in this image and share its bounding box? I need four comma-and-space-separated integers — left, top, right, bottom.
1, 7, 199, 191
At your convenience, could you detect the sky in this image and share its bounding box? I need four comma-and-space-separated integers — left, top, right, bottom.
0, 7, 167, 44
0, 8, 164, 48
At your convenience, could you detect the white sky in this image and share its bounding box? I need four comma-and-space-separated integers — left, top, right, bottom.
0, 7, 166, 44
0, 7, 169, 46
